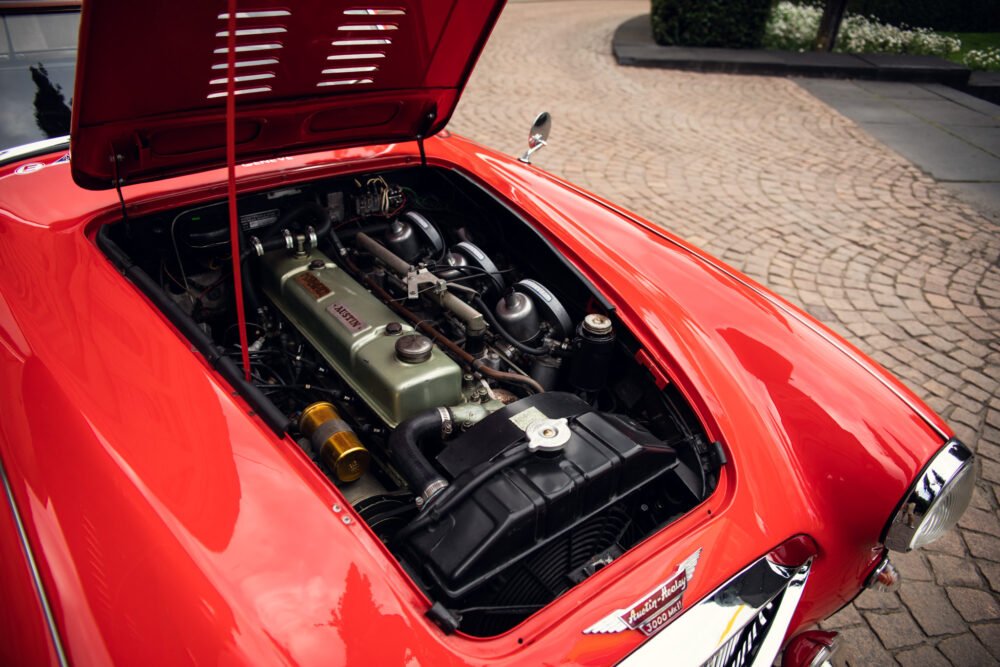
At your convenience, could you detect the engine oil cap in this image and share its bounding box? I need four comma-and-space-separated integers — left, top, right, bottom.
395, 333, 433, 363
582, 313, 613, 337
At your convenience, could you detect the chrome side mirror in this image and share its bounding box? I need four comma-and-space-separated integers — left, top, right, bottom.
518, 112, 551, 164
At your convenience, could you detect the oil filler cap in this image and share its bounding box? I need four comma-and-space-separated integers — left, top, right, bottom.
582, 313, 613, 337
395, 333, 433, 364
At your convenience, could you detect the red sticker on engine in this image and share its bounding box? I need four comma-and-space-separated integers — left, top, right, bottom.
294, 272, 331, 299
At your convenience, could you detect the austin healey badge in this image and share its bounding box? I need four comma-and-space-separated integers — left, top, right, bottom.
584, 549, 701, 637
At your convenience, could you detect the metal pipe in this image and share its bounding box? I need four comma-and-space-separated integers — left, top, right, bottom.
342, 254, 545, 395
356, 231, 411, 275
436, 290, 485, 336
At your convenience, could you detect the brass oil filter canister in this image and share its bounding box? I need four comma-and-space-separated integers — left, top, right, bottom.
299, 402, 369, 482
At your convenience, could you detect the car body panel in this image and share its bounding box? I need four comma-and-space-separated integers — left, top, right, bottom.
0, 448, 63, 667
0, 133, 948, 664
70, 0, 505, 189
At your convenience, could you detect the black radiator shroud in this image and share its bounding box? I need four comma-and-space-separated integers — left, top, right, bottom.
395, 392, 704, 636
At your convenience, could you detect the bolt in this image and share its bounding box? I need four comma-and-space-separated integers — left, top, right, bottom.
332, 504, 342, 513
342, 516, 352, 525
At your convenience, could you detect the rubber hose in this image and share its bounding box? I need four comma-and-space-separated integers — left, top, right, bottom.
388, 409, 448, 502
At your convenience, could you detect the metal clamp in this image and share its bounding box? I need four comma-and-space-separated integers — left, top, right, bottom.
420, 479, 448, 507
438, 407, 454, 436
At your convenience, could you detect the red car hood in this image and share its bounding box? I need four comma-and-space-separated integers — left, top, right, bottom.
70, 0, 505, 189
0, 141, 949, 664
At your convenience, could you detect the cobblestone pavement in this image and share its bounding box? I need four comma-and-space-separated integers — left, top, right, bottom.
450, 1, 1000, 663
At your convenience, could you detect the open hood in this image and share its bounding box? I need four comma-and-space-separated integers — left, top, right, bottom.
70, 0, 505, 189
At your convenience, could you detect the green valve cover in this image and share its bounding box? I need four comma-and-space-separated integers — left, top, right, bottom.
259, 249, 462, 427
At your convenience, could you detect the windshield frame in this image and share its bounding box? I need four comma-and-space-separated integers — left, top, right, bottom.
0, 2, 80, 154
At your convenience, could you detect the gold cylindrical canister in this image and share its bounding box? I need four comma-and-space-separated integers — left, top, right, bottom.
299, 402, 369, 482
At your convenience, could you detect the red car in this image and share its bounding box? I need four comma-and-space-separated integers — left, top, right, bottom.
0, 1, 976, 665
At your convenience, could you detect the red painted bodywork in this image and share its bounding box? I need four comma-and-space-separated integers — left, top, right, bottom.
0, 134, 951, 665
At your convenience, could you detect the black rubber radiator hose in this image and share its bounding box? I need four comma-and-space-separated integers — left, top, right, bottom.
388, 408, 449, 505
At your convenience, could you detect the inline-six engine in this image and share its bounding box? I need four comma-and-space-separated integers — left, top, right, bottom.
99, 167, 719, 636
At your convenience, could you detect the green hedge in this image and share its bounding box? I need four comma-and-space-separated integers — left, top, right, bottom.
847, 0, 999, 32
651, 0, 774, 48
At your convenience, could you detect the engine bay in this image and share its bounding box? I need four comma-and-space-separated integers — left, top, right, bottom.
99, 166, 720, 636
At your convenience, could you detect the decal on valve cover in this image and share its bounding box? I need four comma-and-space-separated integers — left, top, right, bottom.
295, 272, 331, 299
327, 302, 367, 333
584, 549, 701, 637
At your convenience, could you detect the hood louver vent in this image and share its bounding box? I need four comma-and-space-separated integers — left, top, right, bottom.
208, 9, 289, 99
319, 7, 406, 89
71, 0, 505, 189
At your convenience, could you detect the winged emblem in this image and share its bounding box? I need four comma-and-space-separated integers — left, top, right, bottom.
584, 549, 702, 635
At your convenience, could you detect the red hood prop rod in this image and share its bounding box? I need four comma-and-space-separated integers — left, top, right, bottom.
225, 0, 252, 382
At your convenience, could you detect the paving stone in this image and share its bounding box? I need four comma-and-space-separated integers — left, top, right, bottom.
924, 529, 968, 558
937, 634, 998, 666
821, 603, 864, 629
894, 550, 933, 582
971, 486, 995, 511
865, 610, 926, 650
899, 582, 967, 635
855, 589, 902, 611
835, 625, 899, 666
895, 645, 951, 667
972, 622, 1000, 661
961, 508, 1000, 537
983, 562, 1000, 593
967, 532, 1000, 563
928, 552, 983, 587
947, 587, 1000, 622
984, 460, 1000, 486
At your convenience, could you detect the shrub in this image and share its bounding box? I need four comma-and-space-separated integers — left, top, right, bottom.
837, 14, 961, 56
964, 48, 1000, 71
763, 2, 822, 51
847, 0, 999, 33
651, 0, 773, 48
762, 1, 961, 57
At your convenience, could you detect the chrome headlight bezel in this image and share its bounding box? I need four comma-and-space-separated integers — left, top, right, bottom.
884, 438, 975, 552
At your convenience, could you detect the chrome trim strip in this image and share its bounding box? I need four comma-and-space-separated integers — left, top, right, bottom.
885, 438, 975, 551
618, 556, 811, 666
0, 455, 70, 667
552, 179, 949, 441
749, 565, 810, 666
0, 136, 69, 166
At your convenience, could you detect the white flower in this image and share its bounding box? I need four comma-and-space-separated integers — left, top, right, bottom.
763, 1, 964, 58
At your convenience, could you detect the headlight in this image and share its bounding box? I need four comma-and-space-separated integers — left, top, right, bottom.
884, 439, 975, 552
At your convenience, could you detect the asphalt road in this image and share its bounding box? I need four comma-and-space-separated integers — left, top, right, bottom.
450, 1, 1000, 664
